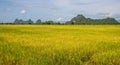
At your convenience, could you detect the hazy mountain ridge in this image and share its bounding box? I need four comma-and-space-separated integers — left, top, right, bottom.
66, 14, 119, 24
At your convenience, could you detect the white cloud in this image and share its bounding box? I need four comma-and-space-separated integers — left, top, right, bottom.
20, 10, 26, 14
23, 4, 32, 8
96, 12, 110, 17
56, 17, 64, 21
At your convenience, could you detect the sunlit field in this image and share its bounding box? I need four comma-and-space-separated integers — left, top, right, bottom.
0, 25, 120, 65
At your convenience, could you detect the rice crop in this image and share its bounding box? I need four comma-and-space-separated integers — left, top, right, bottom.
0, 25, 120, 65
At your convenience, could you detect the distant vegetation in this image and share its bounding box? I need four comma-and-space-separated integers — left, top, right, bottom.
0, 14, 120, 24
13, 19, 55, 24
66, 15, 119, 24
14, 19, 34, 24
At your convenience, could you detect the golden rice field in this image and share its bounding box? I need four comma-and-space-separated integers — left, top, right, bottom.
0, 25, 120, 65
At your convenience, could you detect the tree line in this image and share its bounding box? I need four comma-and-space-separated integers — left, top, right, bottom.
14, 19, 60, 24
0, 14, 120, 24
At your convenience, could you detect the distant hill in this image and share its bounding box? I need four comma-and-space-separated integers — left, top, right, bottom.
66, 14, 119, 24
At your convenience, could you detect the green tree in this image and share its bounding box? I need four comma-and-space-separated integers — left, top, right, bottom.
14, 19, 19, 24
26, 19, 34, 24
44, 20, 54, 24
36, 19, 42, 24
19, 19, 24, 24
55, 22, 61, 25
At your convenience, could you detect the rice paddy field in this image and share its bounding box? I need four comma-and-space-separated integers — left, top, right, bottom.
0, 25, 120, 65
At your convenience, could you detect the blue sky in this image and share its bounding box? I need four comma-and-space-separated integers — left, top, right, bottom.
0, 0, 120, 23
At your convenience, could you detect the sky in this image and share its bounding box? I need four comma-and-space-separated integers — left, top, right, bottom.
0, 0, 120, 23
